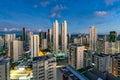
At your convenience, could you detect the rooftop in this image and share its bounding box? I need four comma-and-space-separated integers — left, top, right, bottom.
59, 65, 88, 80
33, 54, 55, 62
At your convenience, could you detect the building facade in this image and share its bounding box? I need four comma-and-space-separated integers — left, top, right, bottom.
61, 20, 67, 52
53, 20, 59, 53
89, 26, 97, 51
30, 35, 39, 58
32, 55, 56, 80
69, 44, 85, 69
0, 56, 10, 80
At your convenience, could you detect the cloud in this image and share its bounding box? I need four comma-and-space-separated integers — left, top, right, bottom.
49, 4, 67, 18
40, 1, 50, 7
51, 4, 68, 13
49, 13, 62, 18
33, 5, 38, 8
95, 11, 108, 16
105, 0, 118, 5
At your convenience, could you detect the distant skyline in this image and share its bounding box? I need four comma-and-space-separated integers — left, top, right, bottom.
0, 0, 120, 34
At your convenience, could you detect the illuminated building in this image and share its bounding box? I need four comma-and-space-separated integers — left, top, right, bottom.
69, 44, 85, 69
32, 55, 56, 80
10, 67, 32, 80
110, 54, 120, 77
30, 35, 39, 58
89, 26, 97, 51
38, 50, 45, 56
0, 56, 10, 80
61, 20, 67, 52
53, 20, 59, 53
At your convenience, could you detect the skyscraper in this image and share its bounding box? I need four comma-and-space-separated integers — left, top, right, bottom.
89, 26, 97, 51
48, 29, 52, 49
41, 39, 47, 50
22, 27, 26, 41
69, 44, 85, 69
61, 20, 67, 52
67, 32, 71, 48
32, 55, 56, 80
11, 40, 23, 62
5, 34, 16, 57
39, 31, 46, 47
30, 35, 39, 58
53, 20, 59, 53
28, 32, 33, 49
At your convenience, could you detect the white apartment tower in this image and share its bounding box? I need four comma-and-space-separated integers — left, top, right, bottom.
89, 26, 97, 51
53, 20, 59, 53
30, 35, 39, 58
32, 55, 56, 80
11, 40, 23, 62
69, 44, 85, 69
5, 34, 16, 57
61, 20, 67, 52
0, 56, 10, 80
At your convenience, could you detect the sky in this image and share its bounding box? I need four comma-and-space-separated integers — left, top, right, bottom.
0, 0, 120, 34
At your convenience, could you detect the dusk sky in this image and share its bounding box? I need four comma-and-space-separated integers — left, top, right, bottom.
0, 0, 120, 34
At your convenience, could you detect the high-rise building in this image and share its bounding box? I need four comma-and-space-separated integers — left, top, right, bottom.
67, 32, 71, 48
0, 56, 10, 80
53, 20, 59, 53
96, 40, 109, 54
11, 40, 23, 62
61, 20, 67, 52
28, 32, 33, 49
110, 53, 120, 77
0, 36, 4, 50
41, 39, 47, 50
93, 53, 110, 72
109, 31, 117, 42
89, 26, 97, 51
5, 34, 16, 57
39, 31, 46, 47
30, 35, 39, 58
84, 50, 95, 67
32, 55, 56, 80
48, 29, 52, 49
97, 40, 120, 54
22, 27, 26, 41
69, 44, 85, 69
